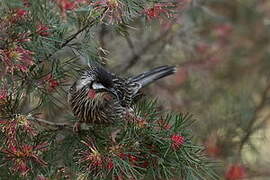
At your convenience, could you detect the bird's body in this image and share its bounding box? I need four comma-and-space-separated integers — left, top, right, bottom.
68, 64, 176, 125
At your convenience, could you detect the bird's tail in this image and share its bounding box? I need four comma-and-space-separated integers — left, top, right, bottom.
130, 65, 176, 87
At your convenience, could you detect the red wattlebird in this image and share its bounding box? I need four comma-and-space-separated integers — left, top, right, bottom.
68, 64, 176, 126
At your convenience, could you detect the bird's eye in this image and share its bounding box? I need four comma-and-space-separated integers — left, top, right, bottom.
92, 82, 106, 90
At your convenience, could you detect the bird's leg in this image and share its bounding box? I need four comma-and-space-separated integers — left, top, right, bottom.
73, 122, 81, 133
124, 108, 148, 128
124, 108, 142, 124
110, 129, 121, 144
124, 108, 135, 122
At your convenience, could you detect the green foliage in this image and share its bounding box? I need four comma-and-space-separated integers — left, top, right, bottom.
0, 0, 218, 179
33, 100, 217, 180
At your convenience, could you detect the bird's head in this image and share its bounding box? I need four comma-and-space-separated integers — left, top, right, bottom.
70, 65, 118, 99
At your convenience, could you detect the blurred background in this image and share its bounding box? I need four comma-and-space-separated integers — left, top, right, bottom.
1, 0, 270, 179
96, 0, 270, 179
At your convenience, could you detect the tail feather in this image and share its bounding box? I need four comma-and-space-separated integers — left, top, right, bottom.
130, 65, 176, 87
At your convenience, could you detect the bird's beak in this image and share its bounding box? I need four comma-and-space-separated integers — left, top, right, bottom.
92, 82, 119, 100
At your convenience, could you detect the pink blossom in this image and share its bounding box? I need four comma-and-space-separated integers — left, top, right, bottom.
36, 24, 50, 37
0, 46, 34, 73
1, 142, 48, 176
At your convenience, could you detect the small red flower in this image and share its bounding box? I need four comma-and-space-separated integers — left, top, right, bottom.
49, 79, 59, 89
204, 142, 220, 158
1, 46, 34, 73
90, 0, 124, 24
36, 24, 50, 37
107, 158, 114, 170
0, 115, 37, 143
1, 142, 48, 176
0, 89, 8, 100
78, 139, 103, 171
128, 155, 138, 163
118, 152, 127, 159
118, 153, 139, 165
225, 164, 246, 180
13, 47, 34, 65
64, 1, 77, 10
144, 3, 173, 20
16, 9, 28, 17
56, 0, 77, 11
204, 134, 221, 158
12, 161, 30, 176
43, 74, 60, 92
55, 0, 87, 17
9, 9, 28, 23
171, 134, 185, 150
139, 161, 149, 168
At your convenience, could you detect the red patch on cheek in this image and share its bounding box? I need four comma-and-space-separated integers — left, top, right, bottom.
87, 89, 96, 99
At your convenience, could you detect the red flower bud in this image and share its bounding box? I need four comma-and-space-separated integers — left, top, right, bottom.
16, 9, 28, 16
171, 134, 185, 150
107, 159, 114, 170
36, 24, 50, 37
0, 89, 8, 100
144, 3, 172, 20
225, 164, 246, 180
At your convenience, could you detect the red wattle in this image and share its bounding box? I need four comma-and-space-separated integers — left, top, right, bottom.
87, 89, 96, 99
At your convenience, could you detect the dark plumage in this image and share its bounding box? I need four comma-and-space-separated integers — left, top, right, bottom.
68, 64, 176, 125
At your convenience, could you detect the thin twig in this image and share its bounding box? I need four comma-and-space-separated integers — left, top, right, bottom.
30, 118, 91, 131
118, 29, 172, 73
239, 83, 270, 152
61, 23, 92, 49
34, 118, 73, 128
124, 35, 136, 55
144, 34, 174, 67
115, 1, 190, 73
98, 24, 109, 65
47, 18, 98, 60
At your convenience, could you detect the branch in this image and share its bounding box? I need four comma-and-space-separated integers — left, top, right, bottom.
239, 83, 270, 152
97, 24, 109, 65
117, 29, 172, 73
61, 23, 93, 49
115, 1, 191, 73
124, 35, 136, 55
47, 19, 97, 60
30, 117, 92, 131
143, 34, 174, 67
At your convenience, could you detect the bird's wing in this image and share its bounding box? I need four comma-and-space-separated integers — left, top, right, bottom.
112, 75, 141, 108
129, 65, 176, 87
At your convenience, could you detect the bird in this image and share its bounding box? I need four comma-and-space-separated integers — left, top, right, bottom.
68, 63, 176, 126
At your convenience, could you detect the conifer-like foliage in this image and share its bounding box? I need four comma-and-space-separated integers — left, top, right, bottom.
0, 0, 217, 179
